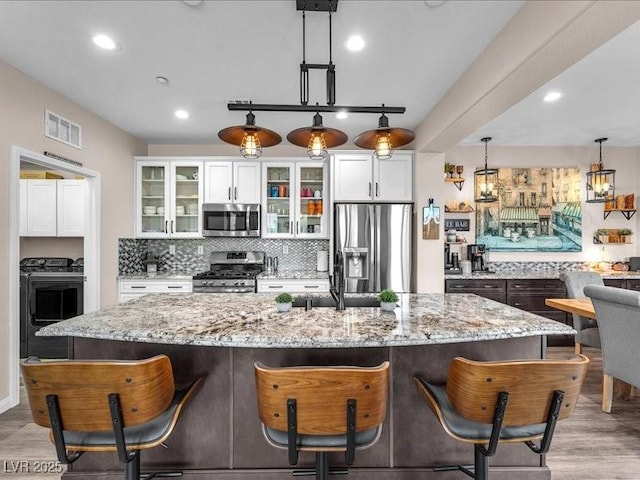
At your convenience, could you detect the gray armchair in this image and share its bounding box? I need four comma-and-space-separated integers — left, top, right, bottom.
559, 271, 603, 353
584, 285, 640, 413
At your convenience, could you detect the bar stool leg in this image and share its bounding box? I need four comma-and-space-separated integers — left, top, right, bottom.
474, 444, 489, 480
125, 451, 140, 480
316, 452, 328, 480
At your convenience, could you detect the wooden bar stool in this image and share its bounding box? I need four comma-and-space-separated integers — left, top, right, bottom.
21, 355, 203, 480
414, 355, 589, 480
254, 361, 389, 480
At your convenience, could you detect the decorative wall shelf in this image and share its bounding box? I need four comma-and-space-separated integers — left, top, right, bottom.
444, 177, 465, 191
593, 228, 633, 244
444, 206, 474, 213
603, 209, 636, 220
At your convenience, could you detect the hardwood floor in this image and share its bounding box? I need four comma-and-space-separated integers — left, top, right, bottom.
1, 347, 639, 479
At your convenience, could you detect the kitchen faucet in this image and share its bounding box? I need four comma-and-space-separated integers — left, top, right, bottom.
330, 250, 346, 310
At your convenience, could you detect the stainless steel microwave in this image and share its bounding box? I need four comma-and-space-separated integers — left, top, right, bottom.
202, 204, 261, 237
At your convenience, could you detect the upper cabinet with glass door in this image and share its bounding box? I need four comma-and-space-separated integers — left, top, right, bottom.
262, 160, 328, 239
136, 158, 203, 238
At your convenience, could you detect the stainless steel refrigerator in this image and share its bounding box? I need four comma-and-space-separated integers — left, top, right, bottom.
334, 203, 413, 293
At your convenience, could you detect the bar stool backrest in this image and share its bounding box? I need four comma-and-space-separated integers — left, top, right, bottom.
254, 362, 389, 435
446, 355, 589, 426
21, 355, 175, 432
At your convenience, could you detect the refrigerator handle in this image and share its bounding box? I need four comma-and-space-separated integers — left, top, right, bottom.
375, 206, 381, 292
368, 204, 376, 293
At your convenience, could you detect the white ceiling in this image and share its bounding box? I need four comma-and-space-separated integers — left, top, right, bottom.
2, 1, 636, 150
462, 18, 640, 147
0, 0, 524, 146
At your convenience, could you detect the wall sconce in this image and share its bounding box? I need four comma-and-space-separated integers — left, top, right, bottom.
474, 137, 498, 203
586, 137, 615, 203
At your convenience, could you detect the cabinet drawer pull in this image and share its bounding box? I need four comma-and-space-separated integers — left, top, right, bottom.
268, 285, 284, 289
483, 285, 500, 289
167, 286, 183, 289
304, 285, 320, 289
514, 302, 525, 307
130, 286, 147, 289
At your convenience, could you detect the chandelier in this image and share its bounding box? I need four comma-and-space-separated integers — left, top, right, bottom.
585, 137, 615, 203
218, 0, 414, 159
474, 137, 499, 203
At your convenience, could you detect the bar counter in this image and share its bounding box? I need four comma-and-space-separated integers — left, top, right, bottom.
39, 293, 574, 480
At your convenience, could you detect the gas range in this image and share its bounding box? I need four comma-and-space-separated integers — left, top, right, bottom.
192, 251, 264, 293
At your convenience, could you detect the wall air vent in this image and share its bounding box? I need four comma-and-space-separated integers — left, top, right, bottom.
45, 109, 82, 149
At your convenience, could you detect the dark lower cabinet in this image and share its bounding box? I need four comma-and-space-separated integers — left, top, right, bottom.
446, 276, 640, 347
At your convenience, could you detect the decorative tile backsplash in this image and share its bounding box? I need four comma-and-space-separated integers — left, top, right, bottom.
119, 238, 330, 275
490, 261, 592, 273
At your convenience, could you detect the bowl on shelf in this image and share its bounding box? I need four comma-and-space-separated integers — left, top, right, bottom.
157, 207, 165, 215
143, 206, 156, 215
176, 174, 189, 181
187, 204, 198, 215
176, 206, 186, 215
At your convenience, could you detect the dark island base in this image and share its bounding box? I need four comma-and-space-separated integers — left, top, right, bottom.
63, 336, 550, 480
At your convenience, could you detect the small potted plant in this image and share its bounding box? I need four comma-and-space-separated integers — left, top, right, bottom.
621, 228, 633, 243
378, 289, 398, 312
275, 293, 294, 312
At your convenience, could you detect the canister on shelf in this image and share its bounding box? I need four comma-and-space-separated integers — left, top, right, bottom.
307, 200, 316, 215
278, 185, 287, 197
270, 185, 279, 197
616, 195, 625, 210
315, 199, 323, 215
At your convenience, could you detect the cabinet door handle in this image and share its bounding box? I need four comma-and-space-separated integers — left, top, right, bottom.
234, 186, 238, 200
368, 182, 372, 197
304, 285, 320, 289
376, 182, 379, 197
228, 187, 231, 200
296, 221, 299, 233
165, 220, 168, 233
290, 221, 293, 233
171, 220, 174, 233
131, 286, 147, 289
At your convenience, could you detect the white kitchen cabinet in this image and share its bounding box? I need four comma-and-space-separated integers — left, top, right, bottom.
262, 160, 328, 239
257, 278, 330, 293
118, 279, 193, 303
57, 180, 85, 237
20, 179, 85, 237
135, 158, 204, 238
332, 151, 413, 202
204, 160, 261, 204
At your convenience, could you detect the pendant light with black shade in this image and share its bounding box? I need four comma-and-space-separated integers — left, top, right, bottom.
585, 137, 615, 203
354, 110, 415, 159
474, 137, 499, 203
218, 110, 282, 159
287, 110, 348, 160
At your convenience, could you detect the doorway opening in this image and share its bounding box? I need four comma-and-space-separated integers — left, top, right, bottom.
5, 146, 101, 412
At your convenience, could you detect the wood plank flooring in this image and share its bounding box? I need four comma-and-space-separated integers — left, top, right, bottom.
1, 347, 639, 479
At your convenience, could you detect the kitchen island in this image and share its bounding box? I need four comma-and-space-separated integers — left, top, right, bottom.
39, 293, 574, 480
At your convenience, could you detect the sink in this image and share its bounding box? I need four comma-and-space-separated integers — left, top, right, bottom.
292, 296, 381, 308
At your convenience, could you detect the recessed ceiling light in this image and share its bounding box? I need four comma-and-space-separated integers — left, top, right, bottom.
92, 34, 118, 51
543, 91, 563, 102
174, 109, 190, 120
182, 0, 202, 5
156, 76, 169, 85
336, 111, 348, 120
345, 35, 365, 52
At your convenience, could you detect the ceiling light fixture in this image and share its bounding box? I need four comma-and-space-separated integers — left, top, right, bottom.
354, 110, 415, 160
474, 137, 499, 203
174, 109, 190, 120
219, 0, 412, 159
92, 34, 117, 50
218, 109, 282, 159
345, 35, 365, 52
543, 91, 563, 102
586, 137, 615, 203
156, 76, 169, 85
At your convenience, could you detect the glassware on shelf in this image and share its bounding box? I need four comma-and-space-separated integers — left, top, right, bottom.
456, 165, 464, 178
447, 164, 456, 178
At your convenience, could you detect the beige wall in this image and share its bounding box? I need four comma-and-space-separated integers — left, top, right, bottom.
0, 60, 146, 402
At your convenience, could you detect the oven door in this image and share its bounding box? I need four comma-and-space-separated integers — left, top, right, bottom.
202, 204, 260, 237
23, 274, 84, 358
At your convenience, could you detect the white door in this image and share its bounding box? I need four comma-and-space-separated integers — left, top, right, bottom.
57, 179, 85, 236
171, 162, 203, 237
375, 153, 413, 202
137, 161, 170, 238
204, 161, 233, 203
262, 163, 294, 238
234, 161, 261, 204
332, 153, 374, 201
26, 180, 57, 236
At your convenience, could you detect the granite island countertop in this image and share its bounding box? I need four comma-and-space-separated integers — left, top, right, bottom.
39, 293, 574, 348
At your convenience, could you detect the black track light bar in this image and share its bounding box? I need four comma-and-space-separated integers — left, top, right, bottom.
227, 103, 405, 114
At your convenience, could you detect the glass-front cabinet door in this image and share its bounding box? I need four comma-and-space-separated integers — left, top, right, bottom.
263, 163, 294, 237
136, 159, 203, 238
138, 161, 170, 237
170, 162, 203, 237
295, 162, 327, 238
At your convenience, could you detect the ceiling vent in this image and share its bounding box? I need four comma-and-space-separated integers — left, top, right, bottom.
45, 109, 82, 149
